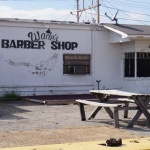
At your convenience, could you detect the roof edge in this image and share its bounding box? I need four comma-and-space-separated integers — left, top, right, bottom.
103, 25, 128, 38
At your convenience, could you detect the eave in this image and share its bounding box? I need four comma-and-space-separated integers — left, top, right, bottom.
103, 25, 128, 38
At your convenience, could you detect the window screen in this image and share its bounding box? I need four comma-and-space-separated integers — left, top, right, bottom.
63, 54, 90, 74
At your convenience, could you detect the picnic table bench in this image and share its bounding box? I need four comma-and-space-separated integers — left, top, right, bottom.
76, 99, 124, 128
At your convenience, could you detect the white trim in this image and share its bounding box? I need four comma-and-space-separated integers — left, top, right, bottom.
129, 35, 150, 38
0, 84, 94, 88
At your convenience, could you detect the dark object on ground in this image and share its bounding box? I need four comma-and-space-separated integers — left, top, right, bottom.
106, 138, 122, 146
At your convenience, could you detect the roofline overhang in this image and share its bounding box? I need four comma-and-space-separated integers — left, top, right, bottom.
103, 25, 128, 38
103, 25, 150, 40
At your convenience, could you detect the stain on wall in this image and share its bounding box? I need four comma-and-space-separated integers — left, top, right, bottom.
0, 53, 4, 59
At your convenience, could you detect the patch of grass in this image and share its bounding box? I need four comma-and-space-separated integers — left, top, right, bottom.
1, 91, 22, 101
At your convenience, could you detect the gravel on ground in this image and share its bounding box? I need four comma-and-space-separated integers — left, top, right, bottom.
0, 100, 149, 148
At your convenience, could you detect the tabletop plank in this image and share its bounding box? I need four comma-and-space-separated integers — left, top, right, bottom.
89, 90, 143, 97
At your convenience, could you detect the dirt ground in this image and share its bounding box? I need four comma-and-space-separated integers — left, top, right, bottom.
0, 99, 150, 148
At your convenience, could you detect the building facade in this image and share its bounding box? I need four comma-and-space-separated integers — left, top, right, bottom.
0, 18, 150, 96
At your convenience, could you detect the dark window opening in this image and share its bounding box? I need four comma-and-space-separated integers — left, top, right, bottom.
63, 54, 90, 74
137, 52, 150, 77
124, 52, 150, 78
124, 52, 135, 77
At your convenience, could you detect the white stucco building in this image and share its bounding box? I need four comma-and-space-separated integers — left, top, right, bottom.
0, 18, 150, 96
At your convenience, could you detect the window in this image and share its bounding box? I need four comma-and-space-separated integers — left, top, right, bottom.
124, 52, 150, 78
124, 52, 135, 77
63, 54, 90, 74
137, 52, 150, 77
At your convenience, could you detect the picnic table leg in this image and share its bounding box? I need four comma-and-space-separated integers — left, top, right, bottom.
127, 96, 150, 128
136, 97, 150, 123
88, 94, 107, 120
124, 101, 129, 118
88, 106, 102, 120
114, 107, 119, 128
78, 103, 86, 121
88, 106, 114, 120
135, 96, 150, 123
88, 94, 114, 119
104, 107, 114, 119
127, 110, 142, 128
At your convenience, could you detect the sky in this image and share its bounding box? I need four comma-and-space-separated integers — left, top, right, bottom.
0, 0, 149, 25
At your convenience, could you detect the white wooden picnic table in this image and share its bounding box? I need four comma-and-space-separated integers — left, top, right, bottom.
90, 90, 150, 127
76, 90, 150, 128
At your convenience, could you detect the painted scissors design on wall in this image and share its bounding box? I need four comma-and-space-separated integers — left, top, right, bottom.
32, 53, 58, 76
5, 53, 58, 77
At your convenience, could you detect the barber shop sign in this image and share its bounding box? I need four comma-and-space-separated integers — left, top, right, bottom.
1, 29, 78, 50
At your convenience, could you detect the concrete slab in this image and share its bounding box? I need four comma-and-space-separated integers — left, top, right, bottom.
0, 138, 150, 150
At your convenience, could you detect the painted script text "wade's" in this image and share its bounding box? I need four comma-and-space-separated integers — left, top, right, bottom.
28, 31, 58, 42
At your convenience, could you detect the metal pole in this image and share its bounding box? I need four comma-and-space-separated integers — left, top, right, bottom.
77, 0, 80, 22
83, 0, 84, 9
96, 80, 101, 90
97, 0, 100, 23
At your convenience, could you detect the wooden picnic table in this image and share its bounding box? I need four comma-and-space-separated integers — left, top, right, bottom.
76, 90, 150, 128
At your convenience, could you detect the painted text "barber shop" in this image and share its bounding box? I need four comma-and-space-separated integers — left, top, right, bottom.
51, 41, 78, 50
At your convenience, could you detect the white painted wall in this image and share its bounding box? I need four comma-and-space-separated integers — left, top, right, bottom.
0, 19, 123, 96
0, 21, 95, 95
93, 30, 122, 90
134, 40, 150, 94
122, 40, 150, 94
